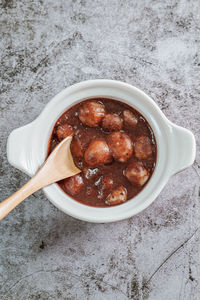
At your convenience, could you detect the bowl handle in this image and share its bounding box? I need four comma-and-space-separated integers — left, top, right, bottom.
170, 124, 196, 175
7, 122, 35, 176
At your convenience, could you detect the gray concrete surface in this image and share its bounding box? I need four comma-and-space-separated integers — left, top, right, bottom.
0, 0, 200, 299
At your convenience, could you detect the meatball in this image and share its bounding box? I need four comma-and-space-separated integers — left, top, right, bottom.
56, 124, 74, 141
101, 175, 114, 190
71, 137, 84, 158
123, 110, 138, 127
96, 175, 114, 199
84, 139, 112, 166
125, 162, 149, 186
102, 114, 123, 132
78, 101, 105, 127
63, 174, 84, 195
106, 186, 127, 206
134, 136, 153, 159
71, 129, 92, 158
107, 132, 133, 162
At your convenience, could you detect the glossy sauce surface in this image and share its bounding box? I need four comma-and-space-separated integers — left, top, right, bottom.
48, 98, 157, 207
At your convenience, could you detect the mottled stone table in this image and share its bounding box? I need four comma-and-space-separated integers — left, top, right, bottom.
0, 1, 200, 299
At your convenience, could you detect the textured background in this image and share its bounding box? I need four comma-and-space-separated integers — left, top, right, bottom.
0, 0, 200, 299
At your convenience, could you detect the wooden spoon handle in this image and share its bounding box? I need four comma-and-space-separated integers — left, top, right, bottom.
0, 176, 42, 221
0, 136, 80, 221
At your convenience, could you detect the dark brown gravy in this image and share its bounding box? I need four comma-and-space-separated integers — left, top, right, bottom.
48, 98, 157, 207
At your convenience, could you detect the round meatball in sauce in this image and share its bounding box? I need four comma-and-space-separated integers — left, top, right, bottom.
84, 139, 112, 166
134, 136, 153, 159
63, 174, 84, 195
106, 186, 127, 206
125, 162, 149, 186
101, 175, 114, 191
78, 101, 105, 127
97, 175, 114, 199
56, 124, 74, 141
107, 132, 133, 162
71, 136, 85, 158
102, 114, 123, 132
123, 110, 138, 127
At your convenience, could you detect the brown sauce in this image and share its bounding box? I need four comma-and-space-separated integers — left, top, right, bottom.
48, 98, 157, 207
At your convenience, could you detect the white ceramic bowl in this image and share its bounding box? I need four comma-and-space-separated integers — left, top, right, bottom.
7, 80, 196, 223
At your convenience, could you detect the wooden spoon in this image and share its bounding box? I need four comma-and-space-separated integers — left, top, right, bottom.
0, 136, 80, 221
